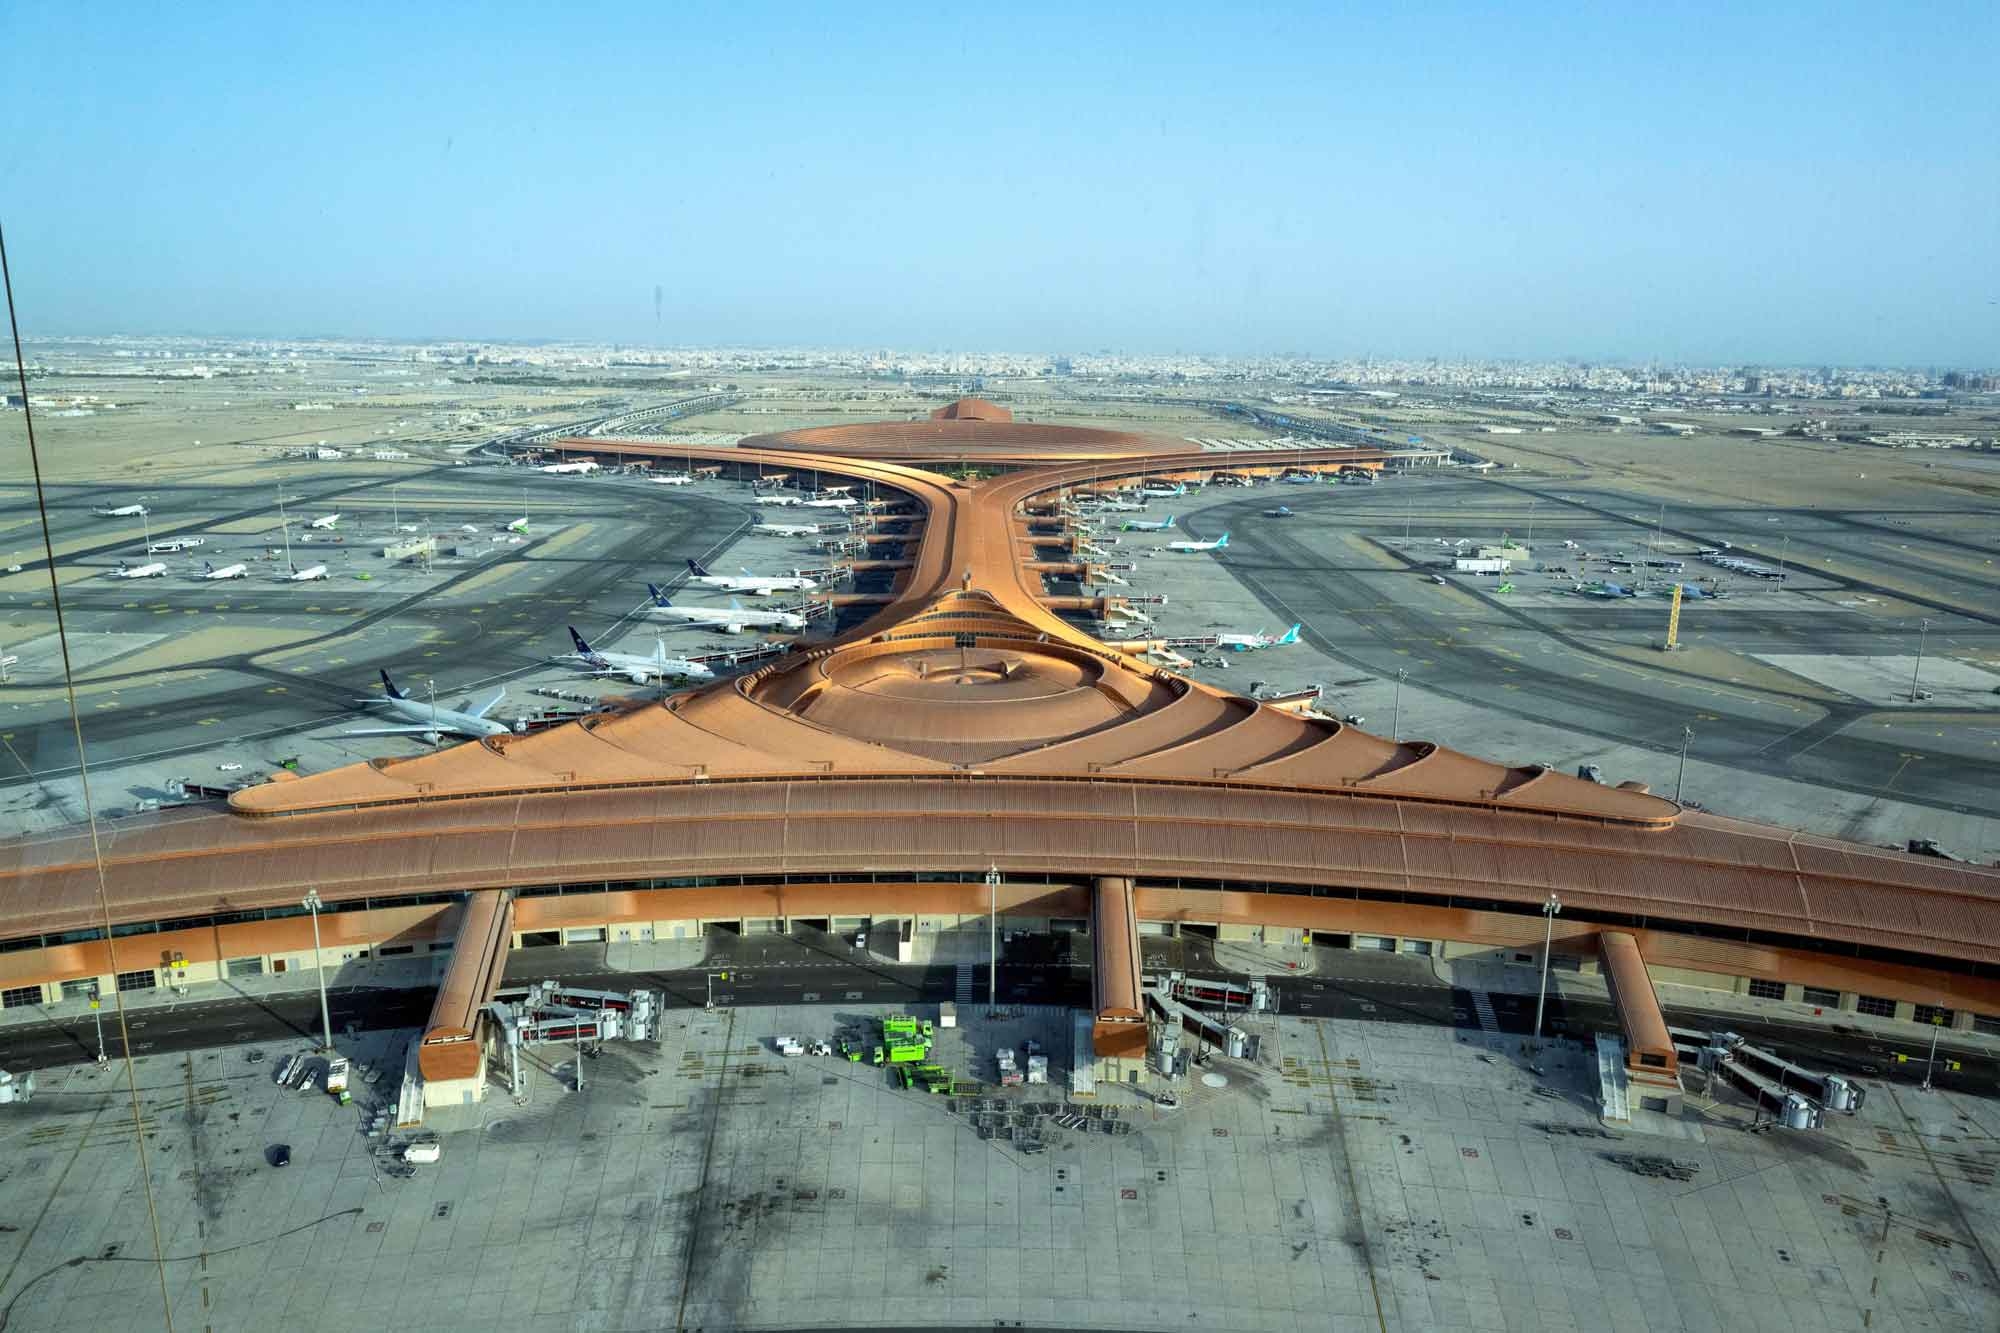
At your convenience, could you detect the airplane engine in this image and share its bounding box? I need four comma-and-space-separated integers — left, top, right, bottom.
628, 672, 648, 685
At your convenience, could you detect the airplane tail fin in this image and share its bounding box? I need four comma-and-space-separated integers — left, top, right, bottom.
647, 583, 670, 606
1165, 515, 1176, 528
686, 558, 711, 577
567, 626, 595, 657
1216, 533, 1229, 548
380, 669, 406, 700
1278, 624, 1301, 645
203, 561, 213, 574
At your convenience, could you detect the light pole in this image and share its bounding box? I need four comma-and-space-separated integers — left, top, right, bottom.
1525, 500, 1538, 550
302, 889, 334, 1053
1675, 725, 1693, 804
1922, 1012, 1943, 1091
987, 865, 1000, 1017
1909, 618, 1931, 702
1532, 893, 1562, 1044
88, 984, 107, 1065
1776, 534, 1790, 583
1392, 669, 1408, 742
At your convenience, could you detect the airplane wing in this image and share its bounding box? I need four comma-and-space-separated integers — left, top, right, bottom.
344, 725, 455, 737
466, 689, 506, 719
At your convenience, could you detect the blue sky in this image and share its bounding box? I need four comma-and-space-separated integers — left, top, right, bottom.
5, 2, 1994, 364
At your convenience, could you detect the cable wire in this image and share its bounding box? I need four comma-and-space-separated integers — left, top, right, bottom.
0, 221, 178, 1332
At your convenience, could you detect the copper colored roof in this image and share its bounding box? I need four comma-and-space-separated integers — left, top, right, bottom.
931, 397, 1012, 422
0, 413, 1992, 978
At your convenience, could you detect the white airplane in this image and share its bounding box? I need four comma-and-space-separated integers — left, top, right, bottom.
755, 521, 822, 537
1166, 532, 1229, 553
540, 460, 600, 475
651, 473, 695, 486
1562, 540, 1581, 550
505, 516, 530, 534
1216, 624, 1301, 652
1121, 514, 1176, 532
201, 561, 249, 580
645, 585, 806, 633
1141, 482, 1187, 498
460, 524, 481, 534
348, 670, 514, 742
94, 504, 149, 517
109, 561, 167, 579
148, 537, 204, 553
309, 513, 340, 530
755, 494, 804, 507
803, 495, 857, 510
1091, 497, 1147, 513
284, 564, 329, 582
683, 558, 817, 596
564, 627, 714, 685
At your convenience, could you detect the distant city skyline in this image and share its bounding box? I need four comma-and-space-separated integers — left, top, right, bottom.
4, 4, 1995, 366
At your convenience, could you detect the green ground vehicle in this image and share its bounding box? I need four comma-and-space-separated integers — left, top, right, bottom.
882, 1016, 921, 1041
885, 1041, 929, 1064
913, 1063, 951, 1094
837, 1037, 864, 1062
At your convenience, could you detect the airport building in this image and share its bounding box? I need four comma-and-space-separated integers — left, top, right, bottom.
3, 403, 1997, 1114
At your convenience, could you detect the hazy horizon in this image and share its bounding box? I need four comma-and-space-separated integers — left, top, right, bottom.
5, 3, 1995, 367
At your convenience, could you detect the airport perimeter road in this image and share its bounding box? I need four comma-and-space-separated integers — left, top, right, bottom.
0, 471, 751, 786
1191, 481, 2000, 817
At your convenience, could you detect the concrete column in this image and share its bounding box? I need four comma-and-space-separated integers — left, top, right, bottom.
1838, 991, 1859, 1013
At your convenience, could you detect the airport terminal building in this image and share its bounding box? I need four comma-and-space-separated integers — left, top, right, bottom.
3, 403, 1996, 1112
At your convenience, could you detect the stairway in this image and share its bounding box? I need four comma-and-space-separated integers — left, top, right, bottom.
955, 962, 975, 1003
1471, 990, 1500, 1038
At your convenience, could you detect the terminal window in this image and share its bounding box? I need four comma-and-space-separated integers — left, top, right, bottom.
59, 978, 96, 1001
1802, 986, 1841, 1008
225, 957, 264, 978
115, 969, 157, 993
1746, 979, 1786, 1000
1854, 994, 1896, 1018
1975, 1014, 2000, 1037
1913, 1004, 1955, 1028
1, 985, 40, 1009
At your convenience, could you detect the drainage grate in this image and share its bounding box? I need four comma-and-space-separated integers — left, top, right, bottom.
366, 1222, 385, 1234
434, 1203, 452, 1220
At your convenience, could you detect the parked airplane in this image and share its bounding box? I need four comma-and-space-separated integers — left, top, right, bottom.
650, 473, 695, 486
803, 495, 857, 510
1216, 624, 1300, 652
564, 627, 714, 685
754, 521, 822, 537
1166, 532, 1229, 553
1092, 497, 1147, 512
348, 669, 514, 742
540, 460, 600, 475
93, 503, 149, 517
308, 513, 340, 530
645, 585, 807, 633
284, 564, 329, 582
201, 561, 248, 580
683, 558, 817, 596
148, 537, 204, 553
1576, 581, 1634, 598
755, 494, 804, 507
505, 516, 530, 534
1120, 514, 1176, 532
109, 561, 167, 579
1141, 483, 1187, 498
